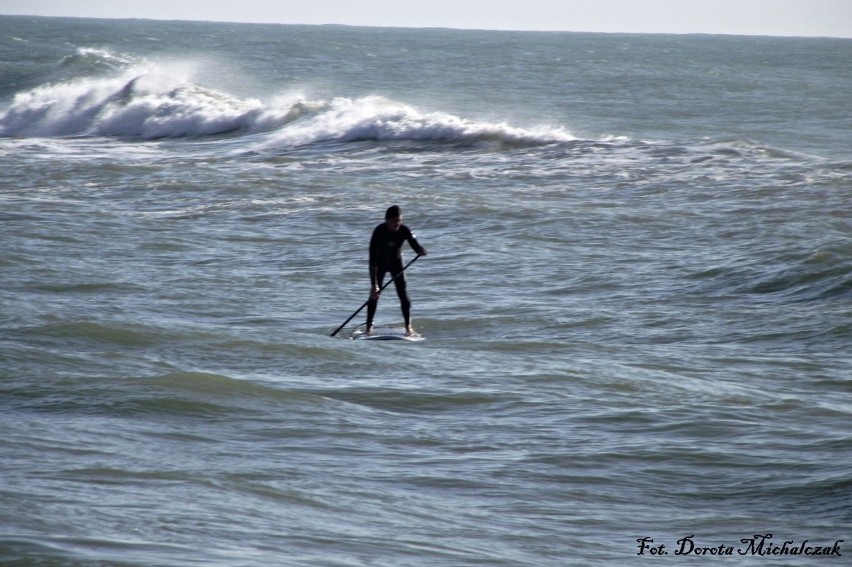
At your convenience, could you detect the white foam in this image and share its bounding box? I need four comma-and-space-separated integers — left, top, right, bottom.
0, 66, 278, 138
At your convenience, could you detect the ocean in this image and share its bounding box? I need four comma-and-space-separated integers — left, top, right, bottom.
1, 15, 850, 566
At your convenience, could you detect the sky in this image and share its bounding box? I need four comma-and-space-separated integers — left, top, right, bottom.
1, 0, 851, 38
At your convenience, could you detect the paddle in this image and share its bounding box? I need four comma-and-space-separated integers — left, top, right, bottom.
330, 254, 422, 337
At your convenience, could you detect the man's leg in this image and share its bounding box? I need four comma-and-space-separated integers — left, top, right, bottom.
366, 270, 386, 332
392, 270, 412, 333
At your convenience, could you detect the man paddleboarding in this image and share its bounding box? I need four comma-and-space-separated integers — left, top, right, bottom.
367, 205, 428, 336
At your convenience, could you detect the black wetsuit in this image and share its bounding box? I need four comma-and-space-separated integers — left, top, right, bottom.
367, 223, 425, 329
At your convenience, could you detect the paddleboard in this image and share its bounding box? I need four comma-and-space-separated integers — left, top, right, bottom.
351, 326, 424, 341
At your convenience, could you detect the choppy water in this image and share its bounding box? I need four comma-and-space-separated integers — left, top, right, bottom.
1, 15, 851, 566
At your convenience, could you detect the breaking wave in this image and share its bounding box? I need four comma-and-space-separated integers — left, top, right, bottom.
0, 48, 575, 148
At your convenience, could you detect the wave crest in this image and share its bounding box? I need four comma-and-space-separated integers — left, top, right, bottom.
255, 95, 575, 150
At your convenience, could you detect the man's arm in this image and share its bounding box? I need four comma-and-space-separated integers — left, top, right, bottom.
404, 226, 427, 256
369, 225, 381, 290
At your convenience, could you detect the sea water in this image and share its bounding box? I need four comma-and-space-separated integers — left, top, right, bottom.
1, 16, 850, 566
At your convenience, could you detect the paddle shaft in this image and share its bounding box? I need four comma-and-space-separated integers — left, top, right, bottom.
330, 254, 421, 337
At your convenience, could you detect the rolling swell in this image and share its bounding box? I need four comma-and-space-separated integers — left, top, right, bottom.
686, 243, 852, 304
1, 368, 321, 421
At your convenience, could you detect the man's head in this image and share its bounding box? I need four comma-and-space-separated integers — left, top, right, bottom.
385, 205, 402, 231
